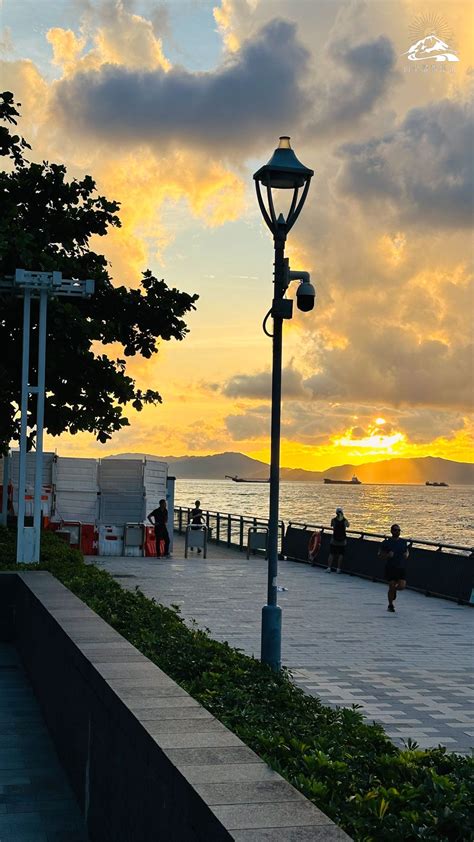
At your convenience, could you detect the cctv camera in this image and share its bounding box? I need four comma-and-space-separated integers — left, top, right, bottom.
296, 280, 316, 312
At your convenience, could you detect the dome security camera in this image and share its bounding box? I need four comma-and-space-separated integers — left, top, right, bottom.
296, 280, 316, 312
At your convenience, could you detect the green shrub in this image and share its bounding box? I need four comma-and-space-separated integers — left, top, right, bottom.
1, 526, 472, 841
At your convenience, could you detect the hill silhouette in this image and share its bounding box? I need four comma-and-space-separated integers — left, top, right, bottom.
105, 452, 474, 484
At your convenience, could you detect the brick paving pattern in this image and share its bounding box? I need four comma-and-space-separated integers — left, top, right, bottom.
88, 535, 474, 754
0, 644, 88, 842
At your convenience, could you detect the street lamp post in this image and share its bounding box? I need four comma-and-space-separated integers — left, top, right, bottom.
0, 269, 94, 564
254, 137, 314, 671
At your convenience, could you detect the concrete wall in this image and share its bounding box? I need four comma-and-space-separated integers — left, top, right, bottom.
0, 571, 350, 841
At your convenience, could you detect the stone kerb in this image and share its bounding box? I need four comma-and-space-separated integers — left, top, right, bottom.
0, 571, 351, 841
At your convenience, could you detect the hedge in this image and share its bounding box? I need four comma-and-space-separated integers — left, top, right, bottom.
1, 527, 472, 841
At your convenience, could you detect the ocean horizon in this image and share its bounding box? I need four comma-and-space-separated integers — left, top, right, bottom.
174, 479, 473, 547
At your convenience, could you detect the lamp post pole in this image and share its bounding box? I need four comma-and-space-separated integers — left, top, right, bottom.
262, 222, 286, 670
254, 138, 314, 671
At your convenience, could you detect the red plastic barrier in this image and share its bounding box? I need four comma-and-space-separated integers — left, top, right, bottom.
81, 524, 97, 555
144, 526, 156, 557
0, 482, 14, 513
46, 521, 97, 555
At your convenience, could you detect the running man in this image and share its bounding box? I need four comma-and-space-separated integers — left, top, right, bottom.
326, 507, 349, 573
378, 524, 409, 612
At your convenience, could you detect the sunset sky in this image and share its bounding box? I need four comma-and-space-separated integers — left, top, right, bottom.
2, 0, 473, 471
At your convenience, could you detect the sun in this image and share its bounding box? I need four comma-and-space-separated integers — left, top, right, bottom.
335, 432, 405, 450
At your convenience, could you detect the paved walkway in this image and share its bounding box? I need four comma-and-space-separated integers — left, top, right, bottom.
0, 644, 88, 842
87, 536, 474, 754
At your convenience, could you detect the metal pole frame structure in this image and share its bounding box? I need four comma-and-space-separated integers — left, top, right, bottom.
0, 270, 94, 564
254, 138, 313, 671
0, 450, 10, 527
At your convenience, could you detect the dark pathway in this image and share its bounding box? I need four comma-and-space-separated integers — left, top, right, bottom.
0, 643, 88, 842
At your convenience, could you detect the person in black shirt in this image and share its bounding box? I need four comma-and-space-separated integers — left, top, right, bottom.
378, 524, 409, 612
189, 500, 205, 553
148, 499, 170, 558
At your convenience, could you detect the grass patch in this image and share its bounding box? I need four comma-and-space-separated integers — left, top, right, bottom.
1, 527, 472, 841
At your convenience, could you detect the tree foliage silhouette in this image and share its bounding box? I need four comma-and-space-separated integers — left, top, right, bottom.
0, 92, 198, 453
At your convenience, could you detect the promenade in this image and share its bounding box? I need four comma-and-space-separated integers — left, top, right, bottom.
87, 536, 474, 755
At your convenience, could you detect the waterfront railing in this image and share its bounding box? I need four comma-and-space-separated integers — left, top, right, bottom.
287, 521, 473, 557
173, 507, 472, 557
173, 507, 285, 553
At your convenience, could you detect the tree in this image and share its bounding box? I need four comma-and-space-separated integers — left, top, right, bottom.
0, 92, 198, 453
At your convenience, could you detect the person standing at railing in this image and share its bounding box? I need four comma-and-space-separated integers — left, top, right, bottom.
148, 499, 171, 559
326, 507, 349, 573
189, 500, 205, 554
378, 524, 409, 612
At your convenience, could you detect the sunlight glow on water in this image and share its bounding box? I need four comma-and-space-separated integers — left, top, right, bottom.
175, 480, 473, 546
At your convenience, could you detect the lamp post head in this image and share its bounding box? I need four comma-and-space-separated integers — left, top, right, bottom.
253, 136, 314, 190
253, 137, 314, 235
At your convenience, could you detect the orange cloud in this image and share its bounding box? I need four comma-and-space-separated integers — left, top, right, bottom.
213, 0, 241, 53
46, 6, 170, 77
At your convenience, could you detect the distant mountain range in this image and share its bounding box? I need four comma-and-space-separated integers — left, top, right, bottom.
105, 452, 474, 485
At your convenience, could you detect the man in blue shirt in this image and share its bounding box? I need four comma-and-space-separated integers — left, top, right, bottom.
378, 524, 409, 612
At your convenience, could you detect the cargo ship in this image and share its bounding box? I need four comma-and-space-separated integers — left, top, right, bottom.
323, 475, 361, 485
225, 475, 269, 483
426, 481, 449, 487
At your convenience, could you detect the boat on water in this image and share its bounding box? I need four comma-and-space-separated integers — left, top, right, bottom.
225, 475, 269, 484
323, 475, 362, 485
426, 481, 449, 487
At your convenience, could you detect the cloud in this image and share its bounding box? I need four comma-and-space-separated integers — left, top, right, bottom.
90, 148, 246, 282
47, 0, 170, 75
306, 35, 399, 138
396, 408, 466, 444
224, 399, 468, 450
226, 407, 268, 440
51, 19, 311, 156
305, 328, 473, 410
222, 363, 311, 400
336, 98, 474, 228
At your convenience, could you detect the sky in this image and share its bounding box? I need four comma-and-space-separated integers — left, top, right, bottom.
1, 0, 473, 471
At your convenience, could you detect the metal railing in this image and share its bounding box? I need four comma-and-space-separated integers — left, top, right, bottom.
173, 508, 473, 558
174, 507, 285, 553
287, 521, 473, 557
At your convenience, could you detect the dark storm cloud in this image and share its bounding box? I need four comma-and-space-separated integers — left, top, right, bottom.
309, 35, 399, 133
336, 99, 474, 227
52, 19, 311, 153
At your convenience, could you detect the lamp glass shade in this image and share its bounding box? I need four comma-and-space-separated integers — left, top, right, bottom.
253, 136, 314, 190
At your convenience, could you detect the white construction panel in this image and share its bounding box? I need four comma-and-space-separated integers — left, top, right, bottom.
99, 492, 144, 525
143, 459, 168, 516
10, 451, 54, 487
99, 459, 144, 492
53, 490, 99, 524
53, 457, 98, 492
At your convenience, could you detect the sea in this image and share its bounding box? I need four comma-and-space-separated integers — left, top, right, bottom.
174, 479, 473, 548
